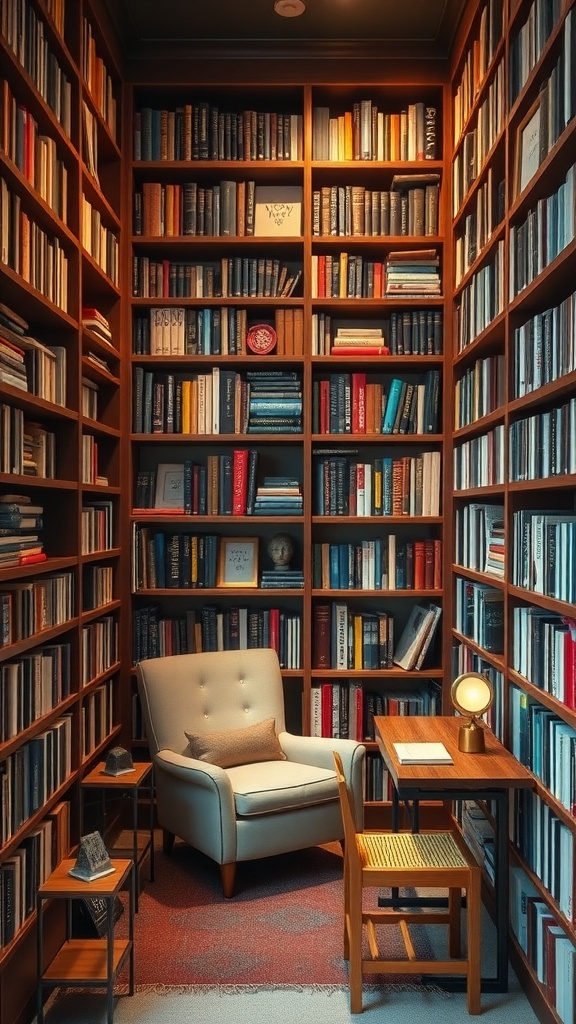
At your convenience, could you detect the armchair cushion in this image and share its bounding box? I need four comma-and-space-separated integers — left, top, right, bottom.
185, 716, 286, 769
228, 760, 338, 816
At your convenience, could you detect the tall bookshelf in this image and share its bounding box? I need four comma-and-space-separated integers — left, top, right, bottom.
124, 66, 452, 822
0, 2, 125, 1022
450, 0, 576, 1021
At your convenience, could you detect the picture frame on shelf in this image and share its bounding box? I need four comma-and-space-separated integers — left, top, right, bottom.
154, 463, 184, 510
514, 97, 542, 198
217, 537, 259, 588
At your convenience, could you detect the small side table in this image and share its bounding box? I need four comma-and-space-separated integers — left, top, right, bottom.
81, 761, 155, 911
37, 858, 134, 1024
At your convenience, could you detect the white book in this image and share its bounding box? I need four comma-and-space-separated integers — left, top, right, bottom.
393, 741, 453, 765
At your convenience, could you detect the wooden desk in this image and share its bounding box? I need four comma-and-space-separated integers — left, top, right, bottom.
374, 715, 533, 993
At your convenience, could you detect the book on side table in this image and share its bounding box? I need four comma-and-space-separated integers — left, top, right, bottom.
393, 741, 453, 764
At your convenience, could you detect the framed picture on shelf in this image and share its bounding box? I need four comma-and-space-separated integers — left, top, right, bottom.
217, 537, 259, 587
154, 463, 184, 510
514, 97, 541, 197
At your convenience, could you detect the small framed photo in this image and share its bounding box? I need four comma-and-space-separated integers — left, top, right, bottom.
154, 463, 184, 510
217, 537, 259, 588
515, 97, 542, 198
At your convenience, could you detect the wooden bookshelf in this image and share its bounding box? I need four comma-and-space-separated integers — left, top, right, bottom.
449, 1, 576, 1021
0, 2, 126, 1023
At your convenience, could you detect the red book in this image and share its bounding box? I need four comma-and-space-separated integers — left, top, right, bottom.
351, 373, 366, 433
319, 379, 330, 434
232, 448, 249, 514
313, 604, 331, 668
433, 538, 442, 589
413, 540, 426, 589
268, 606, 280, 655
321, 682, 333, 738
18, 551, 47, 565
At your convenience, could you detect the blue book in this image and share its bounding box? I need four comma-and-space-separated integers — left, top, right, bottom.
329, 545, 340, 588
382, 458, 393, 514
382, 378, 404, 433
153, 531, 166, 588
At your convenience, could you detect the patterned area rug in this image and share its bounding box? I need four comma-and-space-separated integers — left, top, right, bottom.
128, 837, 436, 990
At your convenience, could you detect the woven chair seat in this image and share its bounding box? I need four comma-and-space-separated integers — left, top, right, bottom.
359, 831, 469, 870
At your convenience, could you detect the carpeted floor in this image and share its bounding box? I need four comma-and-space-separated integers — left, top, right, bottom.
126, 838, 435, 988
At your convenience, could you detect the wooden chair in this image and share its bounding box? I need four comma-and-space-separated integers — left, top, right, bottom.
333, 751, 482, 1014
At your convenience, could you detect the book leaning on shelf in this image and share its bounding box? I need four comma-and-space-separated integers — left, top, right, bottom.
393, 602, 442, 670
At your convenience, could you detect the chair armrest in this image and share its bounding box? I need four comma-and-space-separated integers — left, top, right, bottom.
280, 732, 364, 772
155, 748, 234, 800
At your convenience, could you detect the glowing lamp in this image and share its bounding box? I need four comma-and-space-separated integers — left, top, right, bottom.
451, 672, 494, 754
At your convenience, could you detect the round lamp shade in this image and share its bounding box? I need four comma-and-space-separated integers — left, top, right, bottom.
451, 672, 493, 717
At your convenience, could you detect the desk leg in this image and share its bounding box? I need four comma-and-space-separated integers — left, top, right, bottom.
37, 897, 44, 1024
493, 791, 509, 992
132, 790, 139, 912
149, 773, 155, 882
107, 897, 114, 1024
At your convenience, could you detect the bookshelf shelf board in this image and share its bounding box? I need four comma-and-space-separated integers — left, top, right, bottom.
310, 668, 444, 679
131, 514, 305, 525
81, 484, 122, 496
507, 369, 576, 414
507, 586, 576, 618
80, 548, 122, 564
133, 587, 305, 598
451, 565, 505, 589
1, 771, 79, 862
81, 252, 120, 296
312, 234, 444, 247
81, 600, 123, 624
82, 362, 121, 388
82, 663, 122, 693
0, 265, 78, 328
311, 355, 444, 366
450, 630, 505, 670
508, 474, 576, 492
81, 170, 121, 228
130, 296, 305, 309
311, 297, 445, 310
80, 725, 123, 769
453, 222, 506, 298
0, 473, 77, 491
131, 234, 305, 250
507, 239, 576, 315
452, 311, 506, 368
0, 155, 78, 247
0, 387, 77, 422
311, 160, 445, 172
0, 558, 78, 586
311, 433, 443, 444
312, 588, 442, 598
82, 91, 121, 160
131, 433, 304, 444
82, 421, 122, 440
531, 778, 576, 835
0, 692, 78, 762
312, 515, 443, 525
452, 408, 505, 440
133, 159, 306, 172
508, 669, 576, 725
452, 484, 504, 498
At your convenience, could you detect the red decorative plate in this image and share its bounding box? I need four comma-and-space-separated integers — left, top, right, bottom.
246, 323, 277, 355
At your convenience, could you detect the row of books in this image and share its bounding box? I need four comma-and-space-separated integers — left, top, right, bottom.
132, 604, 302, 668
81, 434, 107, 487
454, 579, 504, 654
132, 255, 302, 299
312, 371, 440, 435
452, 0, 503, 142
311, 310, 443, 357
133, 307, 303, 357
83, 565, 114, 611
453, 424, 505, 489
456, 241, 504, 351
311, 177, 440, 238
509, 163, 575, 299
312, 100, 437, 162
2, 0, 72, 136
454, 352, 505, 429
81, 16, 117, 139
510, 861, 576, 1024
310, 253, 386, 299
81, 680, 114, 759
0, 816, 59, 950
0, 715, 72, 847
513, 288, 576, 399
81, 500, 115, 555
0, 642, 72, 744
133, 368, 303, 435
514, 789, 574, 925
81, 615, 118, 686
1, 82, 68, 221
81, 195, 119, 285
0, 304, 66, 406
454, 503, 505, 579
508, 0, 563, 103
0, 570, 73, 649
460, 801, 495, 883
313, 600, 441, 672
512, 511, 576, 604
82, 377, 99, 420
510, 398, 576, 481
132, 528, 220, 590
135, 180, 255, 238
364, 752, 391, 802
310, 679, 442, 741
311, 538, 442, 591
510, 687, 576, 815
134, 104, 303, 162
454, 169, 505, 284
452, 61, 505, 213
511, 605, 576, 710
313, 451, 442, 518
0, 177, 69, 312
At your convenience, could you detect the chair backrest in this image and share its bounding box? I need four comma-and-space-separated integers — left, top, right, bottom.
333, 750, 360, 850
137, 648, 286, 756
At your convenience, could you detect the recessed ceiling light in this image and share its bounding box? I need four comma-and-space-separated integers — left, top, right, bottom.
274, 0, 306, 17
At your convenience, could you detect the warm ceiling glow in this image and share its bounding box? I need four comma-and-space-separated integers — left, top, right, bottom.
274, 0, 306, 17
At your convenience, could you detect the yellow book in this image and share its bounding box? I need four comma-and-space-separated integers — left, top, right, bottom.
181, 379, 191, 433
344, 110, 353, 161
353, 614, 363, 669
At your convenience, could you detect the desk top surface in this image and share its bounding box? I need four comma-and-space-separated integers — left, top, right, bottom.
374, 715, 533, 791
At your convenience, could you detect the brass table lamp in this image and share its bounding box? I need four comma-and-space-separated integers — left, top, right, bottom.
451, 671, 494, 753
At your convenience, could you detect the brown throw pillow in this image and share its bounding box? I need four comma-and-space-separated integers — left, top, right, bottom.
185, 717, 286, 768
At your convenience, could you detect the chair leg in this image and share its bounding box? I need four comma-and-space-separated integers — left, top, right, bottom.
448, 887, 462, 958
466, 870, 482, 1015
342, 855, 350, 960
220, 862, 236, 898
162, 829, 175, 855
348, 868, 364, 1013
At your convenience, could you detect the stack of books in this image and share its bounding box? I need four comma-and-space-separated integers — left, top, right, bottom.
0, 308, 28, 391
246, 371, 303, 434
253, 476, 303, 516
0, 494, 46, 569
330, 327, 389, 356
392, 602, 442, 670
82, 307, 113, 345
385, 249, 441, 297
260, 568, 304, 589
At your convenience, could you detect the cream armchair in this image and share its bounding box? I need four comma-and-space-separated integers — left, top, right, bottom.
137, 648, 366, 897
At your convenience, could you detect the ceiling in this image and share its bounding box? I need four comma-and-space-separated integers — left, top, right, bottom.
102, 0, 468, 61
